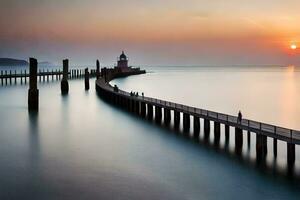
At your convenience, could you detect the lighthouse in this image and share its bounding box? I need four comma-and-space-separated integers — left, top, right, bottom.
117, 51, 128, 68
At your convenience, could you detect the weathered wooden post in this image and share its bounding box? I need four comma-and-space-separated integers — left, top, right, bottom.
1, 71, 3, 85
273, 138, 277, 158
204, 119, 210, 141
28, 58, 39, 111
147, 104, 153, 119
9, 70, 12, 85
24, 70, 27, 84
183, 113, 190, 132
214, 121, 220, 146
96, 60, 100, 79
61, 59, 69, 94
174, 111, 180, 129
164, 108, 171, 125
287, 143, 295, 171
20, 70, 23, 84
14, 70, 17, 84
141, 102, 146, 117
193, 116, 200, 138
256, 134, 267, 163
155, 106, 162, 123
235, 128, 243, 155
247, 131, 251, 150
5, 70, 7, 85
85, 68, 90, 90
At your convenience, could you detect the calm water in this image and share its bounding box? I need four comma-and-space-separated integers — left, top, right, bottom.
0, 66, 300, 199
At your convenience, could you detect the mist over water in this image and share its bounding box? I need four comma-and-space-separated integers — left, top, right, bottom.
0, 66, 300, 199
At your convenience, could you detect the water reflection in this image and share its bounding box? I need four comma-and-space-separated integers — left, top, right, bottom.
28, 110, 41, 170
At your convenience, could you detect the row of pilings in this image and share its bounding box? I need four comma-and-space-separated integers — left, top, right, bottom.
96, 78, 297, 175
0, 66, 98, 86
27, 58, 100, 111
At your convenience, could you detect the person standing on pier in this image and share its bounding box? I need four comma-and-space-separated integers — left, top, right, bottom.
238, 110, 242, 123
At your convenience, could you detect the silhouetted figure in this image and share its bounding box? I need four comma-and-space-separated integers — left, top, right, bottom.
142, 92, 144, 98
238, 110, 242, 123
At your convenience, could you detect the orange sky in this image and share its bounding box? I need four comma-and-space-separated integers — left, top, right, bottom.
0, 0, 299, 65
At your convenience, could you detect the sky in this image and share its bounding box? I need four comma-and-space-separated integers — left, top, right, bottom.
0, 0, 299, 66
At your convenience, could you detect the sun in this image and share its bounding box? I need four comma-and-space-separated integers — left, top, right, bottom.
290, 44, 297, 50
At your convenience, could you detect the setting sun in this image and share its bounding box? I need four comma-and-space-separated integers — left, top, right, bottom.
291, 44, 297, 50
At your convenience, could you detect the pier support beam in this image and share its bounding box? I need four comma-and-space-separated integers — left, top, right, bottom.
225, 125, 230, 147
193, 116, 200, 138
155, 106, 162, 123
183, 113, 190, 132
61, 59, 69, 94
28, 58, 39, 111
256, 134, 267, 162
147, 104, 153, 119
85, 68, 90, 90
164, 108, 171, 125
273, 138, 277, 158
287, 143, 295, 170
96, 60, 100, 79
204, 119, 210, 141
235, 128, 243, 155
174, 111, 180, 129
214, 122, 220, 146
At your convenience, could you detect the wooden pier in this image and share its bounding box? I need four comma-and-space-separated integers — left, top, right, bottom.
0, 68, 97, 86
96, 68, 300, 170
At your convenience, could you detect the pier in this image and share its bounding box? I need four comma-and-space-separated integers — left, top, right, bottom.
96, 68, 300, 171
0, 68, 97, 86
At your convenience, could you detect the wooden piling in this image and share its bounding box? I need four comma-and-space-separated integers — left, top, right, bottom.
183, 113, 190, 132
147, 104, 153, 119
164, 108, 171, 125
287, 143, 295, 169
273, 138, 277, 158
9, 70, 12, 85
14, 70, 17, 84
5, 70, 7, 85
28, 58, 39, 111
61, 59, 69, 94
204, 119, 210, 141
214, 121, 220, 146
20, 70, 23, 84
174, 111, 180, 129
256, 134, 267, 162
24, 70, 27, 84
85, 68, 90, 90
235, 128, 243, 155
96, 60, 100, 79
193, 116, 200, 138
155, 106, 162, 123
141, 102, 146, 117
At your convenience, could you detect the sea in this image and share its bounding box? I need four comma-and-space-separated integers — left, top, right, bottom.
0, 65, 300, 199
